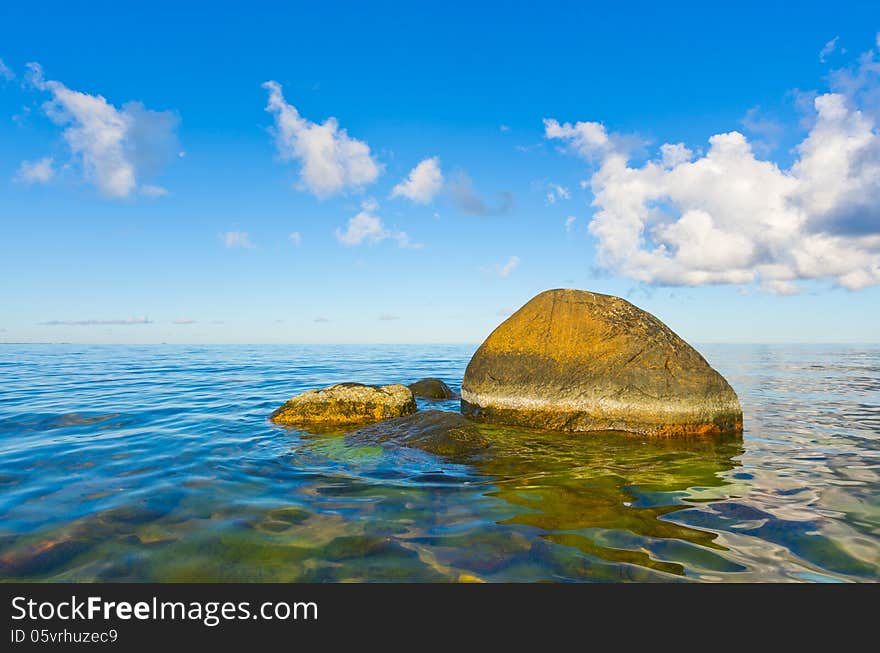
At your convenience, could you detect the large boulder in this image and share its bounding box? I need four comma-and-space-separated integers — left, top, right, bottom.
408, 378, 459, 400
347, 410, 490, 457
461, 289, 742, 436
270, 383, 416, 428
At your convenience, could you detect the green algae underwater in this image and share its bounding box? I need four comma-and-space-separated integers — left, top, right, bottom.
0, 344, 878, 582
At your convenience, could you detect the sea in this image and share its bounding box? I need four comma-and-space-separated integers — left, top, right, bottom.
0, 343, 877, 582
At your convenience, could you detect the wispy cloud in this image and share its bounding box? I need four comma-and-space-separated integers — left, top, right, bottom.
740, 106, 784, 154
39, 316, 152, 326
391, 156, 443, 203
820, 36, 840, 63
289, 231, 302, 246
14, 157, 54, 184
313, 316, 330, 323
378, 313, 400, 321
564, 215, 576, 233
0, 58, 14, 82
448, 172, 513, 216
172, 318, 196, 324
25, 63, 180, 198
140, 184, 168, 198
545, 182, 570, 204
498, 255, 520, 279
263, 80, 381, 197
222, 231, 254, 249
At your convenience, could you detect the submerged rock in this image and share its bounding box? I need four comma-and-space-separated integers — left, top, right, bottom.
0, 537, 92, 578
408, 378, 459, 400
347, 410, 490, 457
461, 288, 742, 436
270, 383, 417, 428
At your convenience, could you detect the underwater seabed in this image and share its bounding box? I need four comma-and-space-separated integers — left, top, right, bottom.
0, 344, 877, 582
0, 422, 873, 582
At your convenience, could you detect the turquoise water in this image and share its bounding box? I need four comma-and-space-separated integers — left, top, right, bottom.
0, 344, 877, 582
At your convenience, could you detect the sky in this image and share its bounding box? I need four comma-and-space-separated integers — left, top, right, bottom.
1, 1, 880, 344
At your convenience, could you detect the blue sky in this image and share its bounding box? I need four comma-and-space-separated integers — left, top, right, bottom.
2, 1, 880, 344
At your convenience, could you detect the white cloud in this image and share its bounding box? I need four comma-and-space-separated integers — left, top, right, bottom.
391, 231, 423, 250
335, 199, 419, 248
336, 204, 386, 246
543, 118, 614, 161
15, 157, 54, 184
545, 57, 880, 293
25, 63, 180, 198
263, 80, 381, 197
378, 313, 399, 321
659, 143, 694, 168
222, 231, 254, 249
828, 39, 880, 122
314, 316, 330, 323
498, 255, 520, 279
172, 318, 196, 325
564, 215, 576, 233
545, 182, 570, 204
820, 36, 839, 63
391, 157, 443, 203
40, 316, 151, 326
289, 231, 302, 246
500, 124, 510, 132
0, 58, 13, 81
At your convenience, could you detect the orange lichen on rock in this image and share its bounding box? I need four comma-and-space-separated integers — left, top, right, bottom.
461, 289, 743, 437
270, 383, 417, 428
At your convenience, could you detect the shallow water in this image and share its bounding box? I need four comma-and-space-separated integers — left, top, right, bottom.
0, 344, 877, 582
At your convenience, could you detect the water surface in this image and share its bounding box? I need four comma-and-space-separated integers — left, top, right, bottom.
0, 344, 877, 582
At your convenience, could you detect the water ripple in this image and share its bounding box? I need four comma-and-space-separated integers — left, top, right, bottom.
0, 343, 877, 582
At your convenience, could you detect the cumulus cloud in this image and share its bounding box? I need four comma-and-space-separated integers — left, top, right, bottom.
222, 231, 254, 249
820, 36, 840, 63
15, 157, 54, 184
448, 172, 513, 216
40, 316, 152, 326
391, 157, 443, 203
335, 199, 419, 248
544, 118, 616, 161
263, 80, 381, 197
545, 182, 570, 204
24, 63, 180, 198
0, 58, 13, 81
498, 255, 520, 279
289, 231, 302, 246
545, 42, 880, 293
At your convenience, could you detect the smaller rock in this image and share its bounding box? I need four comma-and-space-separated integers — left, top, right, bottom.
408, 378, 459, 400
347, 410, 490, 457
270, 383, 416, 428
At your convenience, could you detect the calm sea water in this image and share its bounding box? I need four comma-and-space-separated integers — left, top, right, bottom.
0, 344, 877, 582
